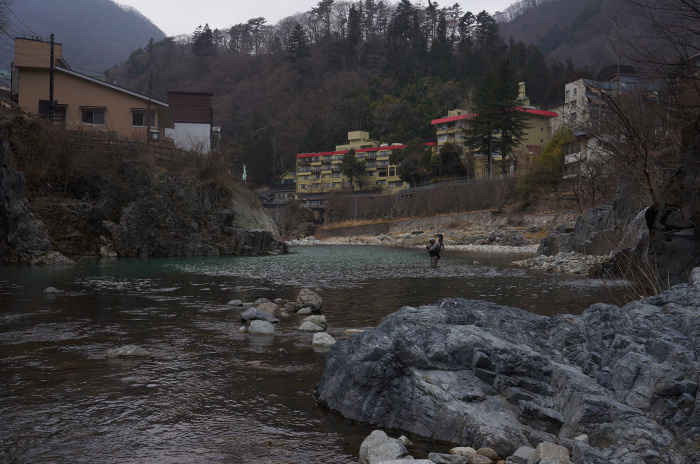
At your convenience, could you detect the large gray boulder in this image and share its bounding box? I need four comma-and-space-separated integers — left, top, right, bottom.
316, 286, 700, 463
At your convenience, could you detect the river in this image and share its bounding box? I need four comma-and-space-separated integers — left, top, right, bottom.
0, 245, 614, 463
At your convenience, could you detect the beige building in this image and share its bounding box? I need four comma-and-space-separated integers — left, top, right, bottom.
12, 38, 173, 141
296, 131, 419, 194
431, 107, 556, 177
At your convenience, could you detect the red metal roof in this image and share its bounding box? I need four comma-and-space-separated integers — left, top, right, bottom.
296, 142, 435, 158
167, 91, 213, 124
431, 108, 558, 125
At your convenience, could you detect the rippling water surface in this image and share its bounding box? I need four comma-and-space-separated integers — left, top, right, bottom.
0, 246, 613, 463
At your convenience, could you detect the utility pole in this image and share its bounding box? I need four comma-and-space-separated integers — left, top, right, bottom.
49, 34, 54, 118
147, 72, 153, 149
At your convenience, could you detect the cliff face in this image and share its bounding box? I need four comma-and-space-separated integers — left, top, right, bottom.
28, 162, 287, 258
1, 130, 286, 262
0, 137, 73, 265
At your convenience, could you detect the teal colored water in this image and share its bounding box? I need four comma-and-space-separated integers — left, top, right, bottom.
0, 246, 612, 463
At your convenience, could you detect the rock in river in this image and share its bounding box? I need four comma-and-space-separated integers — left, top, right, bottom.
106, 345, 152, 358
315, 281, 700, 463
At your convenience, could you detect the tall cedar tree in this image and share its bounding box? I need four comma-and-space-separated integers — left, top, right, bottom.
466, 57, 529, 177
340, 149, 366, 191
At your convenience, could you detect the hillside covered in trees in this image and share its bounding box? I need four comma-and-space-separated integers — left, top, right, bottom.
0, 0, 165, 72
110, 0, 589, 187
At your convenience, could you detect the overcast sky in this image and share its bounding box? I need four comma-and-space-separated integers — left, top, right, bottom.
116, 0, 515, 37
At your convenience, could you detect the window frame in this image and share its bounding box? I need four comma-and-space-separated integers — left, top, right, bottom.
80, 107, 106, 125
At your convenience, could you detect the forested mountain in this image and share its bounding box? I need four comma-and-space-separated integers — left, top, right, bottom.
110, 0, 588, 186
0, 0, 165, 72
497, 0, 666, 71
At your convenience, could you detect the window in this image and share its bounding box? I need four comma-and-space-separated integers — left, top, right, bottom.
81, 108, 105, 125
573, 88, 577, 97
301, 175, 310, 180
356, 152, 365, 160
331, 172, 341, 178
365, 170, 375, 176
379, 150, 390, 157
132, 112, 156, 127
334, 155, 344, 161
376, 180, 386, 185
565, 90, 570, 100
389, 167, 396, 176
438, 134, 447, 143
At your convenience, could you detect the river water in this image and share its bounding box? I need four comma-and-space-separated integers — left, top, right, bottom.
0, 245, 613, 463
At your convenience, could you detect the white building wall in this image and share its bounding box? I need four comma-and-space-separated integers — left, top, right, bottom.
166, 122, 211, 152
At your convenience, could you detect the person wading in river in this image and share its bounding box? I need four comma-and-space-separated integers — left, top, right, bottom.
426, 237, 441, 267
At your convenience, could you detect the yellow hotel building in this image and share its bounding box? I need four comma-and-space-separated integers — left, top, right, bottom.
295, 131, 434, 194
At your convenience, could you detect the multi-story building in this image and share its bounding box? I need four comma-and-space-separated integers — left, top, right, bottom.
431, 104, 556, 177
296, 131, 426, 194
553, 75, 657, 179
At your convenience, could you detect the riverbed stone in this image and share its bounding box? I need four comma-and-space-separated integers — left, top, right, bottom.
429, 452, 470, 463
313, 332, 336, 347
299, 321, 324, 332
240, 307, 279, 323
297, 288, 323, 312
303, 315, 327, 330
227, 299, 244, 306
477, 447, 500, 461
507, 446, 534, 464
248, 320, 275, 335
257, 301, 281, 317
297, 307, 312, 315
43, 286, 60, 293
106, 345, 152, 358
253, 297, 270, 305
359, 430, 410, 464
451, 447, 477, 456
526, 443, 570, 464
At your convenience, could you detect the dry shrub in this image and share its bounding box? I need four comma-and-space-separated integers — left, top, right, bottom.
600, 249, 662, 306
3, 111, 154, 195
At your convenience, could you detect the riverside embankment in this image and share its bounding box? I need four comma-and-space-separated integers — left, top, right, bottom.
291, 211, 575, 255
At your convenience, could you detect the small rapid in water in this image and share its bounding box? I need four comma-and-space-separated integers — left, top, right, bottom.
0, 245, 614, 463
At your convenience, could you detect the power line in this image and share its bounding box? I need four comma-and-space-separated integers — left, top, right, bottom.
4, 2, 38, 37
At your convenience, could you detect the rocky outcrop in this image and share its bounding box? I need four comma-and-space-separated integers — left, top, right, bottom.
316, 281, 700, 463
0, 134, 72, 265
538, 204, 620, 256
29, 162, 287, 257
646, 124, 700, 287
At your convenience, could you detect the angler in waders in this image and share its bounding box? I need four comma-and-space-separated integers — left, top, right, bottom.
426, 234, 445, 267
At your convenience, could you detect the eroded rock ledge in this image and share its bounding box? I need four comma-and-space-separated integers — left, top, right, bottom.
316, 273, 700, 464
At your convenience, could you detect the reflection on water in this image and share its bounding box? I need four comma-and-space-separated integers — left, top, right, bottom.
0, 246, 613, 463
